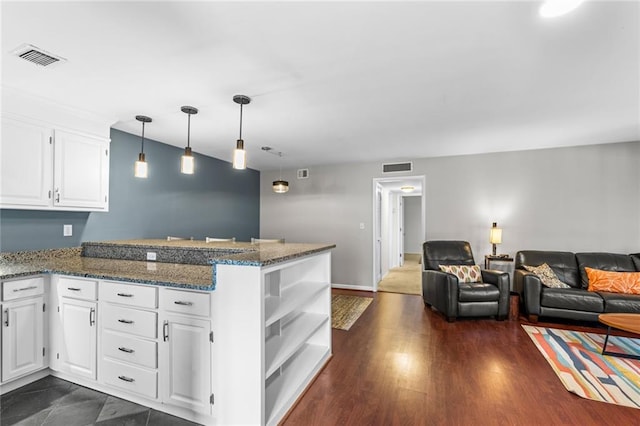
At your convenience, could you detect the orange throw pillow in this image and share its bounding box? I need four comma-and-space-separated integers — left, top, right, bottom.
586, 267, 640, 294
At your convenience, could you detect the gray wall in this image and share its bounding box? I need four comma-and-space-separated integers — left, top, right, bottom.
0, 129, 260, 252
261, 141, 640, 290
403, 196, 422, 254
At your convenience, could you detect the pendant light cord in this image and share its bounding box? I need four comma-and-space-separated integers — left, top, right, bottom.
239, 103, 244, 140
187, 113, 191, 148
141, 122, 146, 154
279, 152, 283, 179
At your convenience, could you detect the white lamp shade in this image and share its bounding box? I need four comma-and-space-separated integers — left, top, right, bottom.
489, 227, 502, 245
134, 159, 147, 178
273, 180, 289, 193
181, 153, 194, 174
233, 148, 246, 170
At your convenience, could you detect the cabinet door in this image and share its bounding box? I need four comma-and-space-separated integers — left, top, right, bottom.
53, 129, 109, 210
159, 314, 211, 414
60, 298, 97, 380
1, 297, 45, 382
0, 116, 53, 207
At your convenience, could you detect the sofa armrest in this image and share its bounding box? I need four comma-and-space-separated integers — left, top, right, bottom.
516, 270, 542, 316
422, 270, 458, 318
481, 269, 510, 317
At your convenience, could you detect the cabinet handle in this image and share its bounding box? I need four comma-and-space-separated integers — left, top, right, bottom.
116, 293, 133, 298
163, 320, 169, 342
118, 347, 134, 354
89, 308, 95, 326
118, 375, 135, 383
174, 301, 193, 306
3, 309, 8, 327
13, 286, 37, 292
67, 287, 81, 291
55, 188, 60, 203
117, 319, 134, 324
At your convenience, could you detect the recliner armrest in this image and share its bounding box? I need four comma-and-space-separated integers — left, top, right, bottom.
517, 270, 542, 316
422, 270, 458, 318
481, 269, 510, 317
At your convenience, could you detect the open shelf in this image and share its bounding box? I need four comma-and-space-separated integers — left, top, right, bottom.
265, 313, 328, 377
264, 281, 327, 327
265, 343, 330, 426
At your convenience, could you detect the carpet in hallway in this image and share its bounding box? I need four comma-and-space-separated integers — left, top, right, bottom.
377, 253, 421, 295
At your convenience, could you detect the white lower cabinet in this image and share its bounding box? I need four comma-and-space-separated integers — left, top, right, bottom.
1, 280, 46, 382
159, 313, 211, 414
59, 298, 97, 380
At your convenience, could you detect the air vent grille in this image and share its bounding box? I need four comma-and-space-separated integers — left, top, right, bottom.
382, 162, 412, 173
12, 44, 66, 67
297, 169, 309, 179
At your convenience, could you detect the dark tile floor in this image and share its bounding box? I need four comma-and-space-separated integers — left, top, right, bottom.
0, 376, 201, 426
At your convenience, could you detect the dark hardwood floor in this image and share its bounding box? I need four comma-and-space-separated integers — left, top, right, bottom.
283, 289, 639, 425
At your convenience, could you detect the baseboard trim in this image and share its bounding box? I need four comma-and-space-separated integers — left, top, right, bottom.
331, 283, 375, 292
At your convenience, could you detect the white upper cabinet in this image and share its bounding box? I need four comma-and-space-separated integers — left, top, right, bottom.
53, 129, 109, 210
0, 117, 53, 207
0, 88, 113, 212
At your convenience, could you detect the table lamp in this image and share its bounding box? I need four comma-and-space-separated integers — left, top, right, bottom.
489, 222, 502, 256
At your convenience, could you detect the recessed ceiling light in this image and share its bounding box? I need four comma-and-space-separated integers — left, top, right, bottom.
539, 0, 584, 18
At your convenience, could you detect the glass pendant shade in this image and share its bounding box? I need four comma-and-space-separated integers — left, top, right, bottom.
134, 153, 148, 178
180, 106, 198, 175
233, 139, 246, 170
134, 115, 152, 179
181, 147, 194, 174
273, 179, 289, 193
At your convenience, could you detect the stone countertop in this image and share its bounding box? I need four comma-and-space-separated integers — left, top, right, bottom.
0, 248, 214, 290
83, 239, 336, 267
0, 241, 335, 290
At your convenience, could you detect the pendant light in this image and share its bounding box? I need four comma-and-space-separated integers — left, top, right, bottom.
232, 95, 251, 170
180, 106, 198, 174
262, 146, 289, 193
273, 152, 289, 193
134, 115, 152, 178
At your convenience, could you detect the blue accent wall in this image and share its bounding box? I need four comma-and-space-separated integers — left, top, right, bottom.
0, 128, 260, 252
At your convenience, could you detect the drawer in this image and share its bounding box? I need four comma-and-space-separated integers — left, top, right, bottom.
102, 330, 157, 369
101, 282, 157, 309
160, 289, 210, 317
2, 276, 44, 301
102, 304, 157, 339
102, 358, 157, 399
57, 276, 97, 301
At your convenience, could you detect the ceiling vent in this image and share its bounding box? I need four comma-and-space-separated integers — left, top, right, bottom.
12, 44, 66, 67
382, 162, 412, 173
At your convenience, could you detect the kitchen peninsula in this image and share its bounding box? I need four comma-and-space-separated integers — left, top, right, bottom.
0, 239, 335, 426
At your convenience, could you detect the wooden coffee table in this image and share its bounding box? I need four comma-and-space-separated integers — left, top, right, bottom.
598, 313, 640, 360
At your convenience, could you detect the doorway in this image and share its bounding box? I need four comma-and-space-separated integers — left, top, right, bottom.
372, 176, 426, 292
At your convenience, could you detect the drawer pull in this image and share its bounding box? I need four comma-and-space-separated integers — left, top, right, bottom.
118, 375, 135, 383
117, 293, 134, 298
174, 301, 193, 306
90, 308, 96, 326
118, 319, 134, 324
67, 287, 82, 291
118, 347, 135, 354
13, 286, 37, 292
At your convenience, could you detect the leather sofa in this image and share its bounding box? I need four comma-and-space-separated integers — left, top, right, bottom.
514, 251, 640, 322
422, 240, 510, 322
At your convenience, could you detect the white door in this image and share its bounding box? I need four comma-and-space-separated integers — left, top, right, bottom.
159, 314, 211, 414
53, 129, 109, 209
1, 297, 45, 381
0, 116, 52, 207
60, 298, 97, 379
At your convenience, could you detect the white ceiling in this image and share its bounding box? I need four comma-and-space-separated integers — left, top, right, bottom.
2, 1, 638, 171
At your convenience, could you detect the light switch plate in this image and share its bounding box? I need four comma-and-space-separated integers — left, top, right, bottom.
63, 224, 73, 237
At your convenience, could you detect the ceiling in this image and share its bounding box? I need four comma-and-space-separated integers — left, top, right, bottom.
2, 1, 638, 171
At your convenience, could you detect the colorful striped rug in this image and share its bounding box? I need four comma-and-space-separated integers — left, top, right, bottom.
523, 325, 640, 409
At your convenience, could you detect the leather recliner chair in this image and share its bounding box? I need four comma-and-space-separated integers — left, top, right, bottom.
422, 240, 510, 322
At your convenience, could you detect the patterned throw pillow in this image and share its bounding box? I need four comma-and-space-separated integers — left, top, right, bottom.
585, 267, 640, 294
439, 264, 482, 283
522, 263, 570, 288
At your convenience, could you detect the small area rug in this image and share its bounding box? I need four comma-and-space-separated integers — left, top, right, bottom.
331, 294, 373, 331
523, 325, 640, 409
